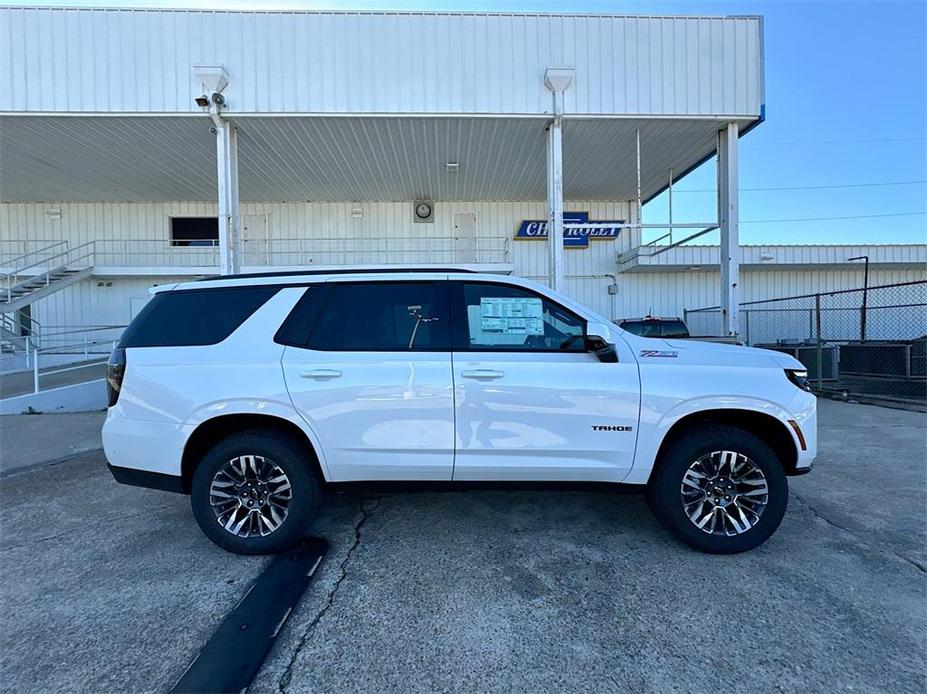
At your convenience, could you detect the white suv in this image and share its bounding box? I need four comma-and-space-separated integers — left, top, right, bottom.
103, 269, 816, 555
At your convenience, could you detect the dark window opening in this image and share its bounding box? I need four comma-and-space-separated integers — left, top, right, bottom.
304, 282, 451, 352
119, 286, 279, 348
171, 217, 219, 247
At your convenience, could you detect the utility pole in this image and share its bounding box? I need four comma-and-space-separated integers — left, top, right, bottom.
848, 255, 869, 342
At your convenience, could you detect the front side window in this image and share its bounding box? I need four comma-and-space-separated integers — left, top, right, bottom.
305, 282, 450, 351
457, 282, 586, 352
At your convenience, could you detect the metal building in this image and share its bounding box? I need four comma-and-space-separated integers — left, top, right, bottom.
1, 7, 925, 365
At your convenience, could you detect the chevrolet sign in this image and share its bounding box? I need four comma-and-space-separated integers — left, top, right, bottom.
514, 212, 626, 248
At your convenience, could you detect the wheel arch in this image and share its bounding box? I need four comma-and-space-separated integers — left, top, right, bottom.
647, 408, 800, 484
180, 413, 327, 493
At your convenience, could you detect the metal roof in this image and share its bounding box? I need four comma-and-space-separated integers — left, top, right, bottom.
0, 115, 750, 203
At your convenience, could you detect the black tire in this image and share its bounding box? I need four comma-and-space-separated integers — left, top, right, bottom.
646, 425, 788, 554
190, 430, 321, 555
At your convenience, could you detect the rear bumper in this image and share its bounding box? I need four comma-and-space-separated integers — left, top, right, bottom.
107, 463, 185, 493
102, 407, 189, 477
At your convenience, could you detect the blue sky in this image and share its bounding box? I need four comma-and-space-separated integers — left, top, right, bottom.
14, 1, 927, 245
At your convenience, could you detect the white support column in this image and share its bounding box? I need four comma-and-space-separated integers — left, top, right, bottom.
193, 64, 238, 276
717, 122, 740, 337
546, 119, 564, 292
215, 119, 241, 276
544, 67, 574, 293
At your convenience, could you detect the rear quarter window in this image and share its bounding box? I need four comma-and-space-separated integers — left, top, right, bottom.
119, 286, 279, 348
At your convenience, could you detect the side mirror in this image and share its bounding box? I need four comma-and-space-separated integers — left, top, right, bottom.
585, 321, 619, 363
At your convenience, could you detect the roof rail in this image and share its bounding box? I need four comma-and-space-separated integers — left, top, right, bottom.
195, 267, 477, 282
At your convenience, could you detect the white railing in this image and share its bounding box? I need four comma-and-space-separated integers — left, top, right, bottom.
28, 325, 125, 354
1, 236, 512, 277
24, 337, 115, 395
0, 240, 68, 266
0, 324, 125, 375
92, 236, 511, 268
93, 239, 221, 268
1, 241, 94, 303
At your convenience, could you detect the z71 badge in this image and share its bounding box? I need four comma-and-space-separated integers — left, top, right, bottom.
639, 350, 678, 358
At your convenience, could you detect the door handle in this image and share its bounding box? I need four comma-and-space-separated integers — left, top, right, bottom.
300, 369, 342, 380
461, 369, 505, 380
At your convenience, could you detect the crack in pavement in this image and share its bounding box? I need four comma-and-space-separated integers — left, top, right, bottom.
277, 495, 383, 693
791, 492, 926, 574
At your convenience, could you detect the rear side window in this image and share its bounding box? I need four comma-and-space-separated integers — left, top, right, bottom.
302, 282, 450, 351
119, 286, 279, 348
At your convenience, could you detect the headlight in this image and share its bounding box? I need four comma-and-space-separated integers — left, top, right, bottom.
785, 369, 811, 391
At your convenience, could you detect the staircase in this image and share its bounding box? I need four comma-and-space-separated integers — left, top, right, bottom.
1, 242, 94, 315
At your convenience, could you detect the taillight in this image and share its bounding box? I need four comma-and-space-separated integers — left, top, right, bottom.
107, 348, 126, 407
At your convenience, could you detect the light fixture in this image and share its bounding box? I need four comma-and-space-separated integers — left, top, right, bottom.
192, 64, 229, 94
760, 253, 776, 262
351, 207, 363, 219
45, 208, 61, 219
688, 265, 701, 271
445, 161, 459, 173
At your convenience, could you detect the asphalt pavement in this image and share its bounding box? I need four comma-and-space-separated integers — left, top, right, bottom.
0, 399, 924, 693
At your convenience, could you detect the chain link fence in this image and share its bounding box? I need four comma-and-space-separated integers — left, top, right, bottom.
685, 280, 927, 405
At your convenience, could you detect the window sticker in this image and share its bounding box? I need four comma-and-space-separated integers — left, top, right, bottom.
479, 297, 544, 336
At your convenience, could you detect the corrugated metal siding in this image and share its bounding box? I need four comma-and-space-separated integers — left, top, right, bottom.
1, 9, 762, 116
623, 268, 927, 319
2, 200, 637, 323
6, 201, 921, 330
631, 244, 927, 268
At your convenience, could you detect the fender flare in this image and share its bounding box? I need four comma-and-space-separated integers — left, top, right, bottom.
624, 395, 800, 485
183, 398, 333, 482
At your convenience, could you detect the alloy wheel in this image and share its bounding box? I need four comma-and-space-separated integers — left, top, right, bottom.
209, 455, 293, 538
680, 450, 769, 536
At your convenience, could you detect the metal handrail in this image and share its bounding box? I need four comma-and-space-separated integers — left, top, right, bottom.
1, 241, 96, 303
34, 324, 124, 339
30, 335, 116, 355
26, 337, 116, 395
3, 240, 95, 278
0, 240, 69, 269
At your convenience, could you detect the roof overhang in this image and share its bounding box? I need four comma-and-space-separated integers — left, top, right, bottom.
0, 114, 755, 203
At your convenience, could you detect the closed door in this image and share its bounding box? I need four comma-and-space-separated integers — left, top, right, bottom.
241, 214, 270, 266
450, 281, 640, 482
453, 213, 478, 263
281, 281, 455, 482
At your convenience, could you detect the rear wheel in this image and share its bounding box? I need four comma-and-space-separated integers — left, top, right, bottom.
646, 425, 788, 554
190, 430, 321, 555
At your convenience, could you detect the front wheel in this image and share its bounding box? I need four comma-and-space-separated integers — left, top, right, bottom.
190, 430, 321, 555
646, 425, 788, 554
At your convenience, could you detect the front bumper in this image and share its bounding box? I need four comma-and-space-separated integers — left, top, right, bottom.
788, 389, 818, 473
